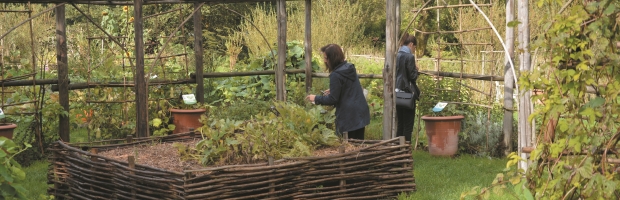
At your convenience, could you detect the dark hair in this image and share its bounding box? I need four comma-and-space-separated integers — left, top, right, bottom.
320, 44, 345, 72
399, 32, 417, 46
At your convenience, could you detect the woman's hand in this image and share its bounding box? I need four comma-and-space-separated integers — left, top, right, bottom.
306, 95, 316, 102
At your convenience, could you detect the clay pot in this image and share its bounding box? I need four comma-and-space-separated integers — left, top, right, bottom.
421, 115, 464, 156
169, 109, 206, 134
0, 123, 17, 139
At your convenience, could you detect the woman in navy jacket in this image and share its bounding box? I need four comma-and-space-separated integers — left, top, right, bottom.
395, 33, 420, 142
306, 44, 370, 140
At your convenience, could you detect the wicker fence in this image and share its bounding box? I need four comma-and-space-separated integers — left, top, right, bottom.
48, 133, 416, 199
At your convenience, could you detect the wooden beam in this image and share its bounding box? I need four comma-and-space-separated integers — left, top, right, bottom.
276, 0, 287, 101
503, 0, 516, 156
419, 70, 504, 81
304, 0, 312, 94
134, 0, 149, 138
50, 79, 195, 91
191, 69, 305, 78
410, 3, 492, 12
0, 79, 64, 87
383, 0, 398, 140
56, 4, 70, 142
517, 0, 532, 170
193, 2, 204, 104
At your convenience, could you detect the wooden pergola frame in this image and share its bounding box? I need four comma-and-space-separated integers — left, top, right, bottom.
1, 0, 313, 141
2, 1, 539, 165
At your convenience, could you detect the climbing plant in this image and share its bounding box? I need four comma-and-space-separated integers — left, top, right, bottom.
463, 0, 620, 199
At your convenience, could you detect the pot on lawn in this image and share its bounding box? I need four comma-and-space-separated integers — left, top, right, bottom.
169, 108, 206, 134
0, 123, 17, 139
421, 115, 464, 156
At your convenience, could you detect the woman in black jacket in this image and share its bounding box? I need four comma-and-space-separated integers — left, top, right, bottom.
395, 33, 420, 142
306, 44, 370, 140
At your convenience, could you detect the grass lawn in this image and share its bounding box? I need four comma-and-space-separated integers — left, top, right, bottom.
400, 151, 511, 200
22, 160, 50, 199
23, 149, 510, 199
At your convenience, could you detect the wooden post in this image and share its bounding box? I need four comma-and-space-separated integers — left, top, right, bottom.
304, 0, 312, 94
128, 156, 136, 199
126, 135, 133, 143
56, 4, 70, 142
193, 3, 204, 104
383, 0, 398, 140
134, 0, 148, 138
339, 144, 345, 190
517, 0, 532, 170
503, 0, 516, 156
268, 156, 275, 197
276, 0, 287, 101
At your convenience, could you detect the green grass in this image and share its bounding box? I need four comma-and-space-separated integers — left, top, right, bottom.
400, 151, 511, 200
22, 160, 50, 199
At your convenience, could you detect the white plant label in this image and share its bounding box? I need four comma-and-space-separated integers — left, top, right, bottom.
432, 102, 448, 112
182, 94, 197, 105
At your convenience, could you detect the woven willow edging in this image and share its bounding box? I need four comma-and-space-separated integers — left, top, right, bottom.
48, 133, 416, 199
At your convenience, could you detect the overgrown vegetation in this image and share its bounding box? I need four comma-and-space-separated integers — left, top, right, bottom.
186, 102, 339, 165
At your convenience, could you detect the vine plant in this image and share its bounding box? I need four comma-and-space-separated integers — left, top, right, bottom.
463, 0, 620, 199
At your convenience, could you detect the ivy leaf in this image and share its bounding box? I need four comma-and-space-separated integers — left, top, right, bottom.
585, 97, 605, 108
509, 175, 521, 185
507, 20, 521, 27
152, 118, 162, 127
0, 166, 13, 183
603, 4, 616, 15
568, 136, 582, 153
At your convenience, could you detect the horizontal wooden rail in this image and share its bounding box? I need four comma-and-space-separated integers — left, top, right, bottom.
0, 79, 62, 87
50, 79, 195, 91
411, 3, 492, 12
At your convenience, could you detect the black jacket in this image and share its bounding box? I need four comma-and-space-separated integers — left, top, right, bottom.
396, 46, 420, 100
315, 62, 370, 134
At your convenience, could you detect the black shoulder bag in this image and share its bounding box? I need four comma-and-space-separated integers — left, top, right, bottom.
395, 67, 416, 109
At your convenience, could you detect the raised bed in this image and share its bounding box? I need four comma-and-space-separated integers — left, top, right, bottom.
48, 132, 416, 199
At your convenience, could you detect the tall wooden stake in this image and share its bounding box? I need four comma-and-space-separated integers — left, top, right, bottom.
56, 4, 70, 142
304, 0, 312, 94
517, 0, 532, 170
193, 3, 204, 104
276, 0, 287, 101
134, 0, 148, 138
503, 0, 515, 155
383, 0, 398, 139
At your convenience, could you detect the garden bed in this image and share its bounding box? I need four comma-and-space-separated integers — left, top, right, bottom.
48, 132, 416, 199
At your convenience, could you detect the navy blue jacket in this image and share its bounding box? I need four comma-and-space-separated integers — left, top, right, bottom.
396, 46, 420, 100
315, 62, 370, 134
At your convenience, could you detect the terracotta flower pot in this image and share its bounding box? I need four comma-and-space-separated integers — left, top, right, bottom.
421, 115, 464, 156
169, 108, 206, 134
0, 123, 17, 139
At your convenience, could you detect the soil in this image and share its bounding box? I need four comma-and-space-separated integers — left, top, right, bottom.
98, 138, 364, 173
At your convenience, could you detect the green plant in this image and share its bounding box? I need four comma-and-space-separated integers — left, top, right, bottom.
190, 102, 339, 165
0, 137, 32, 199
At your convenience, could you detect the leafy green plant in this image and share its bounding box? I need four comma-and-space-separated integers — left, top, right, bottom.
189, 102, 339, 165
0, 138, 32, 199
